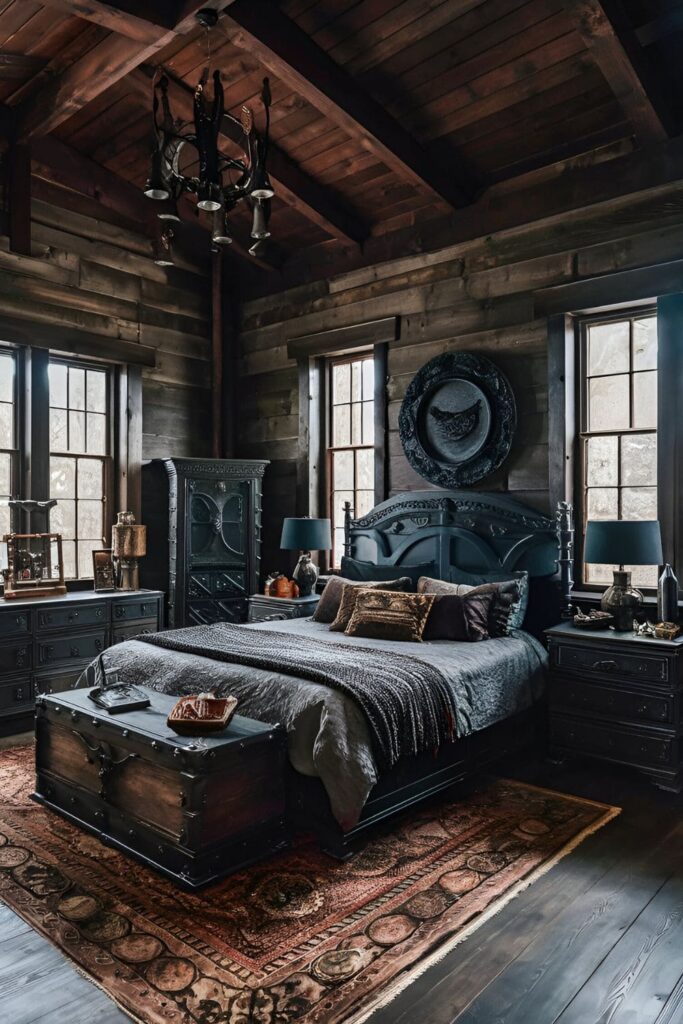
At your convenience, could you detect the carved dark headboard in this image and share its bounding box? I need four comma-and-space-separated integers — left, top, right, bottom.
343, 490, 566, 634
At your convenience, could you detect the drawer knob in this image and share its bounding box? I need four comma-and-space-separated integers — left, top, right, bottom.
593, 659, 617, 672
637, 704, 648, 715
68, 611, 79, 621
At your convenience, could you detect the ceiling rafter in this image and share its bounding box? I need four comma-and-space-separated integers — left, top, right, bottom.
222, 0, 475, 209
128, 66, 368, 247
15, 2, 235, 140
17, 1, 367, 247
562, 0, 676, 145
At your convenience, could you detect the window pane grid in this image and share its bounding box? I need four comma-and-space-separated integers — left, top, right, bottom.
581, 313, 658, 588
0, 349, 16, 541
328, 355, 374, 568
49, 360, 110, 580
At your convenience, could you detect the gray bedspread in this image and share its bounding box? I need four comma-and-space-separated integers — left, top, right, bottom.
81, 617, 547, 828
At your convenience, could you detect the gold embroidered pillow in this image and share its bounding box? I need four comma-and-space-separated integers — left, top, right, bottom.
344, 590, 435, 642
329, 583, 375, 632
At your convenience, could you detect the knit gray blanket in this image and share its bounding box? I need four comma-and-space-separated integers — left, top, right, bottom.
138, 622, 463, 768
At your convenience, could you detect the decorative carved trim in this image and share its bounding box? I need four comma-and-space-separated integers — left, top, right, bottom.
163, 459, 269, 480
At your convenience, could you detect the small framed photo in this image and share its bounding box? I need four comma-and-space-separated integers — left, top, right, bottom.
92, 548, 116, 591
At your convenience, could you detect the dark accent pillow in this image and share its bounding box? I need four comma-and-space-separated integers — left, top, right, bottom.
447, 570, 529, 628
418, 576, 521, 637
340, 556, 437, 587
344, 590, 435, 643
313, 575, 412, 624
423, 590, 496, 642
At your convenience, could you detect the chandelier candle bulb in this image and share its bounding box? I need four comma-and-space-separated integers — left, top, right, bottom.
143, 12, 275, 261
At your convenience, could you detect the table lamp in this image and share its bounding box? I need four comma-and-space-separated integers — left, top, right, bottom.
584, 519, 663, 631
280, 517, 331, 597
112, 511, 147, 591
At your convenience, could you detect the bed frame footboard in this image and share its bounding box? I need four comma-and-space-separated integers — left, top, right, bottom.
286, 704, 544, 859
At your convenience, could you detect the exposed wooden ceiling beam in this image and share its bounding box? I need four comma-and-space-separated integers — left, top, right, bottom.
129, 66, 368, 246
15, 3, 235, 139
223, 0, 474, 209
562, 0, 675, 145
275, 131, 683, 291
38, 0, 176, 44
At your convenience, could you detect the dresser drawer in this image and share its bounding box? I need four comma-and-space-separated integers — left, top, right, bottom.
550, 715, 676, 769
0, 677, 33, 715
0, 640, 32, 675
0, 610, 30, 638
37, 631, 105, 669
34, 667, 89, 696
549, 676, 676, 727
112, 598, 159, 623
36, 603, 107, 632
112, 620, 158, 645
550, 642, 671, 684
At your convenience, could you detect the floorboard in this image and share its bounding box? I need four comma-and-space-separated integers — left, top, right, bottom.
2, 757, 683, 1024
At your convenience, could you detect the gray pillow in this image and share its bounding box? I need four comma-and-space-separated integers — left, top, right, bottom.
418, 574, 527, 635
313, 575, 413, 624
447, 570, 529, 629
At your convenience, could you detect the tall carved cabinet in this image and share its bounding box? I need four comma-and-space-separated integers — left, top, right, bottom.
141, 458, 268, 628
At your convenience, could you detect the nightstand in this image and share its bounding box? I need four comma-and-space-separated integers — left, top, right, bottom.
546, 622, 683, 792
248, 593, 320, 624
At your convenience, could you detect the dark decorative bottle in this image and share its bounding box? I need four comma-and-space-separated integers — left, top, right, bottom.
658, 564, 679, 623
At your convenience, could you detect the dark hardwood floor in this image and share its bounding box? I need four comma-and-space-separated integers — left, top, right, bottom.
2, 756, 683, 1023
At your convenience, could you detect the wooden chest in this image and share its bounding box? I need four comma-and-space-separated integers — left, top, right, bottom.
34, 687, 288, 888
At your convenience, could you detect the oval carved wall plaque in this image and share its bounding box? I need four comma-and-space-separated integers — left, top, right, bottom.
398, 352, 516, 487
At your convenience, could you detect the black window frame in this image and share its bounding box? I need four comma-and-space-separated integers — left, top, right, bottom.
47, 355, 116, 580
0, 345, 128, 591
574, 304, 658, 592
326, 351, 375, 569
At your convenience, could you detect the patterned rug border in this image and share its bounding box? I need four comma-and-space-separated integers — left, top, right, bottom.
348, 781, 621, 1024
0, 747, 621, 1024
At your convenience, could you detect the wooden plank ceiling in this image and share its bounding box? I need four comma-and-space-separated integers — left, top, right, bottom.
0, 0, 680, 284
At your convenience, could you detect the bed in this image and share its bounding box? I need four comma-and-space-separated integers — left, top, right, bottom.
85, 489, 566, 858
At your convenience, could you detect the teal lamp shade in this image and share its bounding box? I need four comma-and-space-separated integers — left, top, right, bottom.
584, 520, 663, 566
280, 517, 331, 552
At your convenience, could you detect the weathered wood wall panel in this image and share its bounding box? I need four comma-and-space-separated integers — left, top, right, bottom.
0, 196, 212, 460
236, 178, 683, 571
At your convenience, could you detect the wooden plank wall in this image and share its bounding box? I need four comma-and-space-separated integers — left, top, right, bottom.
236, 178, 683, 571
0, 196, 212, 460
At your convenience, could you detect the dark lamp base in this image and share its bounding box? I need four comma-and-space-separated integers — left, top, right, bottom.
292, 551, 318, 598
601, 570, 643, 631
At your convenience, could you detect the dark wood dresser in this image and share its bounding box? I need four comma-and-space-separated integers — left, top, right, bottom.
0, 589, 163, 737
546, 622, 683, 792
34, 687, 288, 889
141, 458, 268, 628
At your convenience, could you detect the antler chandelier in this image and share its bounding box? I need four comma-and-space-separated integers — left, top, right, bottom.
144, 8, 274, 265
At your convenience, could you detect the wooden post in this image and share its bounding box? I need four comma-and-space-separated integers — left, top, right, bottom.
211, 249, 223, 459
8, 139, 31, 256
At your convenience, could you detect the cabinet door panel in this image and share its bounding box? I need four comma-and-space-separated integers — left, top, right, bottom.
0, 677, 33, 715
187, 479, 248, 567
187, 599, 247, 626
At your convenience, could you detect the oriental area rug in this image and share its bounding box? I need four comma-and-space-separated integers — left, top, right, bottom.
0, 746, 618, 1024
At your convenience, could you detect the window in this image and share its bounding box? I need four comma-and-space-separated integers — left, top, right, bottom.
0, 348, 16, 539
579, 311, 657, 588
48, 359, 111, 579
328, 354, 374, 567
